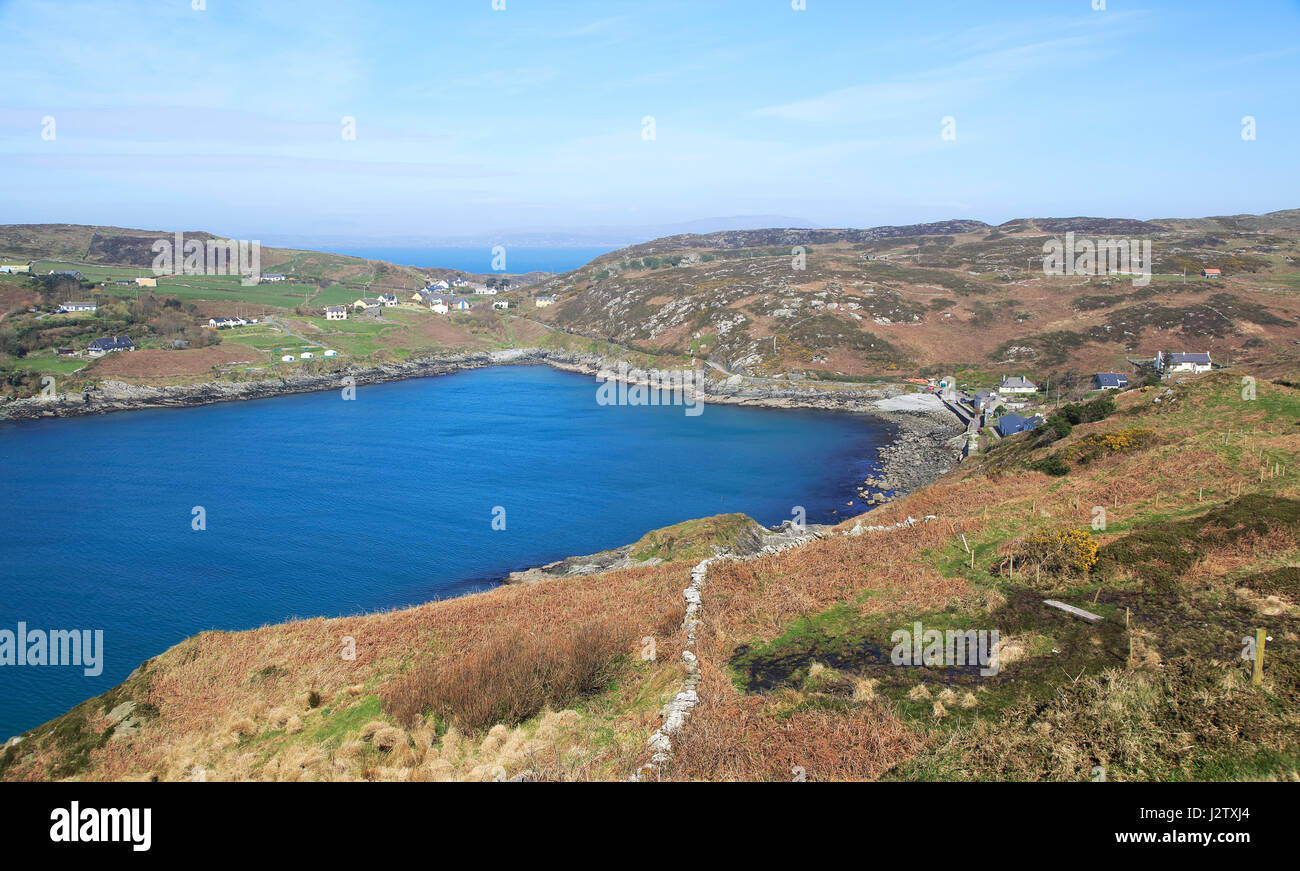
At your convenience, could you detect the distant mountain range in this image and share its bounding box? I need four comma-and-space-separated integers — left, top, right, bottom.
263, 215, 824, 250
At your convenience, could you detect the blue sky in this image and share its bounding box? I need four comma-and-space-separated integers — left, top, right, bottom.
0, 0, 1296, 241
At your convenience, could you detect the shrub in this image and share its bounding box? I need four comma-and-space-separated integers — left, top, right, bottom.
1061, 428, 1155, 464
1055, 396, 1116, 426
1037, 415, 1073, 444
382, 619, 635, 732
1032, 456, 1070, 477
993, 528, 1099, 580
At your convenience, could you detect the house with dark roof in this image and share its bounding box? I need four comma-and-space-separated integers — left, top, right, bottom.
412, 289, 453, 306
453, 298, 472, 311
50, 269, 84, 281
1155, 351, 1212, 375
1091, 372, 1128, 391
998, 375, 1037, 395
86, 336, 135, 357
996, 413, 1044, 438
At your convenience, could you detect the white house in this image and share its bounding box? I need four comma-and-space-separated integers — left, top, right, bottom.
477, 286, 499, 295
998, 376, 1037, 395
1156, 351, 1212, 375
535, 295, 558, 308
378, 293, 398, 307
207, 317, 248, 328
431, 301, 449, 314
59, 301, 98, 313
426, 279, 450, 290
301, 352, 314, 359
0, 264, 30, 274
281, 354, 296, 362
323, 349, 338, 357
324, 306, 348, 320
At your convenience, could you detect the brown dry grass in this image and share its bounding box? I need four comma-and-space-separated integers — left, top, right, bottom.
383, 615, 663, 731
89, 345, 264, 376
666, 660, 922, 781
5, 559, 689, 781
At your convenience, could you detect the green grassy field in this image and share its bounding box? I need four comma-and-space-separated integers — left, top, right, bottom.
288, 316, 397, 355
8, 354, 89, 376
220, 325, 313, 353
311, 285, 370, 306
155, 275, 312, 308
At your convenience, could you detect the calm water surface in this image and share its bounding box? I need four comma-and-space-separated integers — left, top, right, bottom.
0, 365, 892, 737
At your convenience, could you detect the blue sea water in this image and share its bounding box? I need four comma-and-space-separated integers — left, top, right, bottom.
0, 365, 892, 738
320, 245, 616, 274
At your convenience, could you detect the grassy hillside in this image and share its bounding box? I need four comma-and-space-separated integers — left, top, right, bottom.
5, 370, 1298, 781
0, 223, 557, 396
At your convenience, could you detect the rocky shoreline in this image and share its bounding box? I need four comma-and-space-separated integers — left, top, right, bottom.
0, 345, 965, 497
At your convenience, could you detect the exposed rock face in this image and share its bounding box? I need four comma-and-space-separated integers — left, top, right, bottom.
505, 545, 654, 585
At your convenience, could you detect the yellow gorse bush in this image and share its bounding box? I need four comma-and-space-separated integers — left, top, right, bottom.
1062, 427, 1155, 463
997, 527, 1100, 581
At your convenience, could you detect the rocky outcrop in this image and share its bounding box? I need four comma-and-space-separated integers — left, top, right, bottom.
505, 519, 833, 585
505, 544, 655, 585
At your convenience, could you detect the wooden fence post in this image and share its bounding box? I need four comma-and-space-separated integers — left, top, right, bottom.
1253, 628, 1266, 686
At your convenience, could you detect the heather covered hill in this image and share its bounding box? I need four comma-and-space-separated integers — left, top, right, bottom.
5, 371, 1298, 781
526, 210, 1300, 383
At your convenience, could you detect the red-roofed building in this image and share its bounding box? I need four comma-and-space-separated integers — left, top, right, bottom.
1201, 268, 1222, 277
